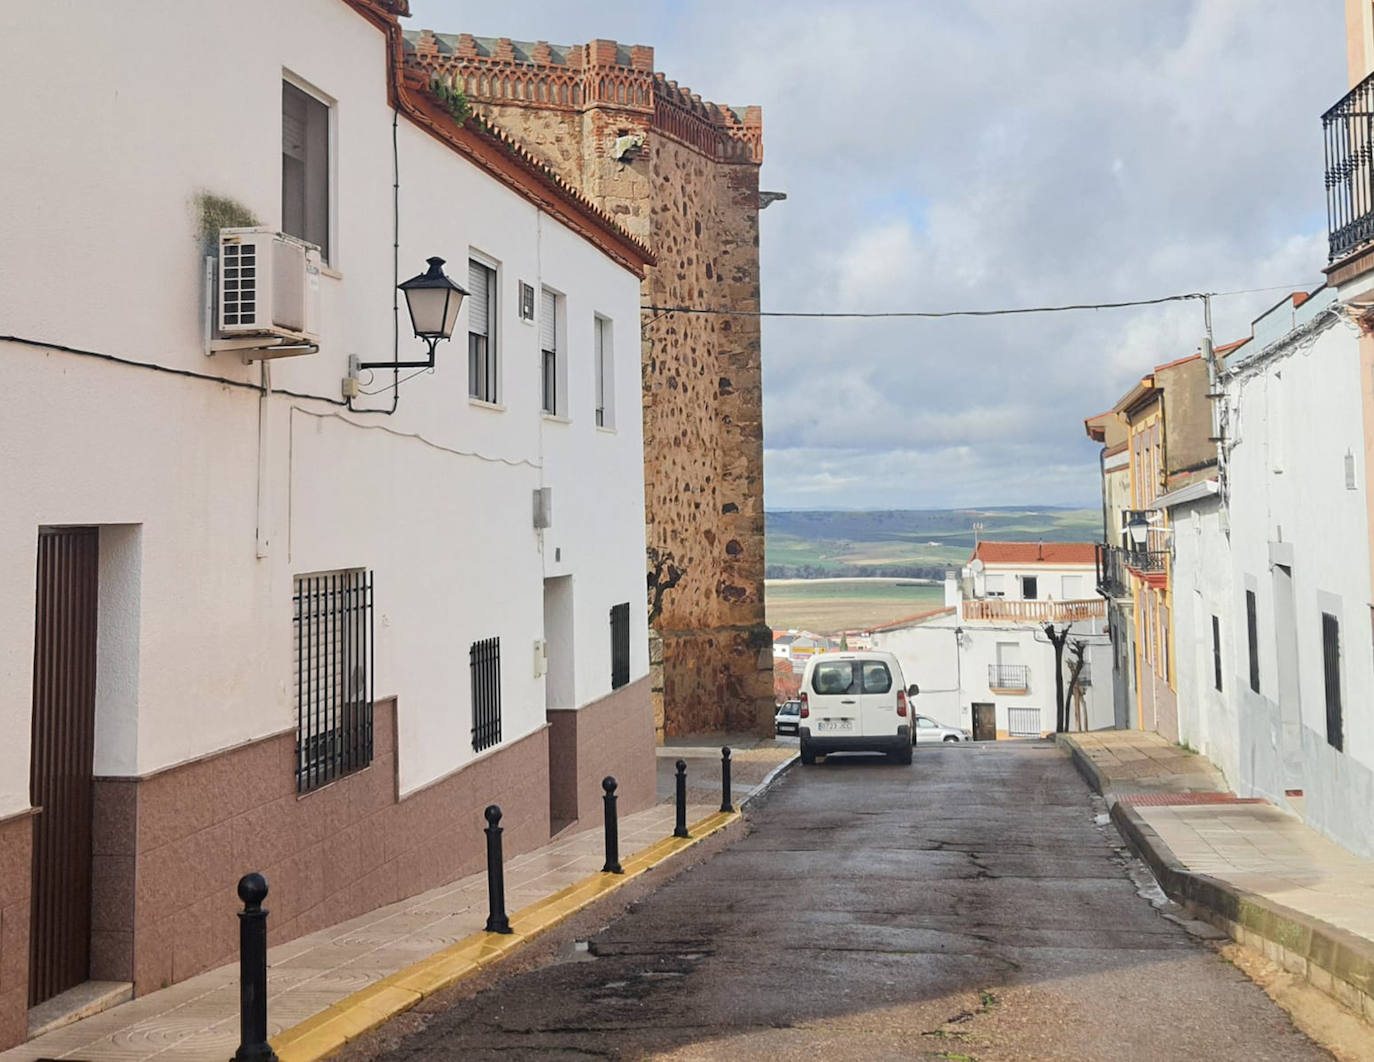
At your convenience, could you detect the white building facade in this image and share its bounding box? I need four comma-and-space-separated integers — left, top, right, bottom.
869, 543, 1113, 740
0, 0, 656, 1041
1167, 290, 1374, 859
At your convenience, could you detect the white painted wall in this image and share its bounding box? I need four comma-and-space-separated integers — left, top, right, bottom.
0, 0, 648, 814
1219, 301, 1374, 855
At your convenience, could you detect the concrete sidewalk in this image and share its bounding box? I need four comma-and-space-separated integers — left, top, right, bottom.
1062, 730, 1374, 1023
1, 742, 794, 1062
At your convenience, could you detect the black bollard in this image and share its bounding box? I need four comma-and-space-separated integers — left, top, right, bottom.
602, 776, 624, 874
720, 746, 734, 813
673, 759, 690, 838
483, 804, 513, 934
233, 873, 278, 1062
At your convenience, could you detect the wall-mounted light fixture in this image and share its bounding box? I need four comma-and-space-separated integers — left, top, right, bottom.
357, 256, 468, 372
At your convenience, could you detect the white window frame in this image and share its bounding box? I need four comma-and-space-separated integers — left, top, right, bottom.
281, 72, 336, 265
594, 314, 614, 429
468, 254, 500, 405
541, 286, 567, 418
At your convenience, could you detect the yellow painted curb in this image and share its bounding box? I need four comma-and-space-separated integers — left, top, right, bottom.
271, 809, 741, 1062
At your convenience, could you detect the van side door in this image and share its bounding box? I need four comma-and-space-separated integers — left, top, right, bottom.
858, 658, 897, 737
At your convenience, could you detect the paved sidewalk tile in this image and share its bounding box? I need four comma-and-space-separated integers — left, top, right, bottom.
0, 800, 719, 1062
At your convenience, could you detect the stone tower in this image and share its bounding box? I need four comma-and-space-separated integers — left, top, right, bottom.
405, 33, 773, 736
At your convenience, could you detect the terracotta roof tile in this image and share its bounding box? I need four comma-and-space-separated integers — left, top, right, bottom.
971, 541, 1097, 566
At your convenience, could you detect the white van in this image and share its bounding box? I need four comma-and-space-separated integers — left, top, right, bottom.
797, 650, 917, 765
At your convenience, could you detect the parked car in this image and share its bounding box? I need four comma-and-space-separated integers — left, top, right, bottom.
774, 699, 802, 735
912, 714, 972, 745
797, 651, 916, 765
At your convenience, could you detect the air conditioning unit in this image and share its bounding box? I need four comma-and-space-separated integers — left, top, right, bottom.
218, 228, 320, 343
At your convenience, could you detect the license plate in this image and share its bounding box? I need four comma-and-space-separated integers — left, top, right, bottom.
818, 718, 853, 731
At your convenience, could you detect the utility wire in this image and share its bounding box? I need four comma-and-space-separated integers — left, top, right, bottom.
641, 284, 1310, 320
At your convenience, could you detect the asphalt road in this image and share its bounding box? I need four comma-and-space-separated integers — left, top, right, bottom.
359, 742, 1332, 1061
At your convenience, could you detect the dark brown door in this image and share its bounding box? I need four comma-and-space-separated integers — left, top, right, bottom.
972, 702, 997, 742
29, 527, 99, 1006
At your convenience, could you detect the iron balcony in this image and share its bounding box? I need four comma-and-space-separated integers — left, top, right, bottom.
1324, 70, 1374, 263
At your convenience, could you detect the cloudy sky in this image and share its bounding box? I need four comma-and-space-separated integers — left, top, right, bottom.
407, 0, 1346, 510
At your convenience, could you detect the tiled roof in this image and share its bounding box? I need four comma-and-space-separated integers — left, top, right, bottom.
971, 541, 1097, 566
865, 606, 956, 634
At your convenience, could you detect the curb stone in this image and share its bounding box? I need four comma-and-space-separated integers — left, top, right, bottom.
1058, 734, 1374, 1023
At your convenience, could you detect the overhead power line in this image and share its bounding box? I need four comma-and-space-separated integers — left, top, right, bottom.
641, 284, 1310, 320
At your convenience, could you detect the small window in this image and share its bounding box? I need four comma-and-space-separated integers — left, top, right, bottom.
282, 81, 330, 261
468, 259, 498, 403
541, 287, 560, 416
1021, 575, 1038, 600
519, 281, 535, 322
1322, 612, 1343, 751
811, 661, 856, 695
861, 661, 892, 694
470, 636, 501, 752
610, 602, 630, 689
293, 570, 373, 793
1211, 615, 1223, 692
1246, 590, 1260, 693
916, 716, 937, 729
594, 315, 614, 427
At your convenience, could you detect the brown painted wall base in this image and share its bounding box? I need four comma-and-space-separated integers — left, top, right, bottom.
0, 686, 660, 1052
0, 811, 33, 1049
547, 676, 656, 831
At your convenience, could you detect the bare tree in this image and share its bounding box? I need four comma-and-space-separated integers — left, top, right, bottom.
646, 546, 684, 627
1042, 622, 1075, 733
1066, 639, 1088, 732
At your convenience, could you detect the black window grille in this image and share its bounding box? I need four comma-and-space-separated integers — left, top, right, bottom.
293, 570, 373, 794
1212, 615, 1223, 692
1322, 612, 1344, 752
1246, 590, 1260, 693
470, 636, 502, 752
610, 602, 630, 689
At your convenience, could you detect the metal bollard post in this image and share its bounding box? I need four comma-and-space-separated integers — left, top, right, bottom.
484, 804, 513, 934
233, 873, 278, 1062
673, 759, 690, 838
602, 776, 624, 874
720, 746, 734, 813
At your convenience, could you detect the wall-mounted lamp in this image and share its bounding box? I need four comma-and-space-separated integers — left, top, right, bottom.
357, 257, 468, 372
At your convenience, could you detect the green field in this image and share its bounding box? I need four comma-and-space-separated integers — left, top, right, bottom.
765, 508, 1100, 579
765, 579, 947, 635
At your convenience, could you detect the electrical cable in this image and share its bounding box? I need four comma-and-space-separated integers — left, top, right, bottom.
1, 335, 350, 407
640, 284, 1312, 320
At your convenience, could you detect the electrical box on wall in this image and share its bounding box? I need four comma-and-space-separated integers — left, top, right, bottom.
533, 487, 553, 529
533, 639, 547, 678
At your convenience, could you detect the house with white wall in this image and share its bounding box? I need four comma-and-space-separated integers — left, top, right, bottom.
869, 543, 1112, 740
1166, 288, 1374, 859
0, 0, 656, 1044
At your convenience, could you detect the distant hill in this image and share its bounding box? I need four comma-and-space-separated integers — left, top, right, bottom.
765, 507, 1101, 579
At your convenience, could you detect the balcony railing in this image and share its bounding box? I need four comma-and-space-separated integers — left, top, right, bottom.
1123, 547, 1168, 574
1096, 542, 1126, 596
1324, 71, 1374, 262
961, 598, 1106, 623
988, 664, 1029, 691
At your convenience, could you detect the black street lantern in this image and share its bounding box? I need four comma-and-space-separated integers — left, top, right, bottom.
359, 256, 468, 371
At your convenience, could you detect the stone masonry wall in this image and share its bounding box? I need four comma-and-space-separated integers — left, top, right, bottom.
408, 33, 773, 735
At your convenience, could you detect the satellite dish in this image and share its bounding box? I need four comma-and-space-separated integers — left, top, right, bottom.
969, 558, 985, 573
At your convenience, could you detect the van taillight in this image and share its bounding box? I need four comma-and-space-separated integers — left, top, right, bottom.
896, 690, 908, 717
799, 692, 809, 718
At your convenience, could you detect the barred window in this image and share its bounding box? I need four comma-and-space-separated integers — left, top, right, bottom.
610, 602, 630, 689
1246, 590, 1260, 693
293, 570, 373, 793
470, 636, 502, 752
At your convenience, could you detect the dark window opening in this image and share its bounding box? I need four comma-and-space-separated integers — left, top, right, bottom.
610, 602, 630, 689
1022, 575, 1038, 600
293, 570, 373, 793
282, 81, 329, 261
1322, 612, 1344, 752
1246, 590, 1260, 693
470, 636, 502, 752
1212, 614, 1223, 692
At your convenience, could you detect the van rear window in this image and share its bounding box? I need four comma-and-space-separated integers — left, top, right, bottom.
861, 662, 892, 693
811, 661, 856, 695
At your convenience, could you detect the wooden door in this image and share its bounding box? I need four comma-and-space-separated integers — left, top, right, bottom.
972, 702, 996, 742
29, 527, 99, 1006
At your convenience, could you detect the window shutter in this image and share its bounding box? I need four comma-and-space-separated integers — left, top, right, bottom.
540, 289, 557, 352
468, 261, 491, 336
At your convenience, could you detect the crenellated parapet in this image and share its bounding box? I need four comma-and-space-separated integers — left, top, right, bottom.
404, 31, 762, 164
